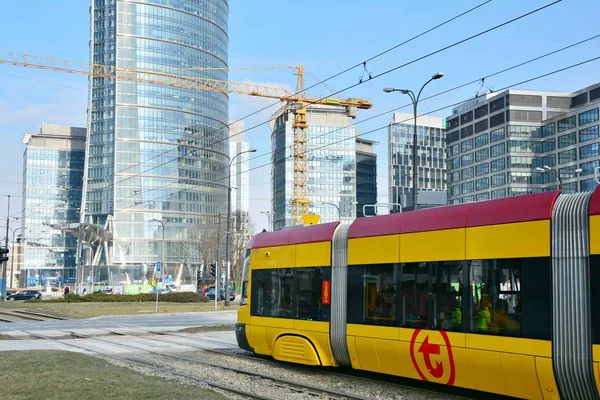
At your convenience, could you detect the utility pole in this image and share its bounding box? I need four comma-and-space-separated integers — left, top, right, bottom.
151, 218, 166, 314
215, 213, 221, 311
225, 148, 256, 306
383, 73, 444, 211
1, 195, 10, 300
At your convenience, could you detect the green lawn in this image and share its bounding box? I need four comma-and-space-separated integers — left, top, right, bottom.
0, 351, 227, 400
0, 301, 238, 319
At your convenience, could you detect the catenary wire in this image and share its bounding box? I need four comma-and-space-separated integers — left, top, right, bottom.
119, 33, 598, 205
98, 0, 555, 194
113, 55, 600, 213
14, 1, 565, 221
10, 1, 492, 220
8, 1, 495, 220
108, 0, 493, 177
19, 41, 593, 222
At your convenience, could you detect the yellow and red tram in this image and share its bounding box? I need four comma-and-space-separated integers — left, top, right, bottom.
236, 187, 600, 399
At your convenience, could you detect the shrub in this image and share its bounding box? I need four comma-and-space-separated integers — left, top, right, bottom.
32, 292, 210, 303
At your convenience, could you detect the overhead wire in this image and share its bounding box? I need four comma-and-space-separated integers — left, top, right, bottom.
113, 54, 600, 214
15, 1, 567, 221
81, 1, 495, 182
124, 32, 598, 205
79, 0, 558, 210
10, 0, 494, 220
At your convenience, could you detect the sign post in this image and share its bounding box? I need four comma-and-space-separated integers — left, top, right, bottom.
155, 260, 161, 313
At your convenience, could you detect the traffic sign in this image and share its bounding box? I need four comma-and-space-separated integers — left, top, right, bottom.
156, 261, 162, 273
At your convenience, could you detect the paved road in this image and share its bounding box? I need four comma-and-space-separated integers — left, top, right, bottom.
0, 310, 237, 334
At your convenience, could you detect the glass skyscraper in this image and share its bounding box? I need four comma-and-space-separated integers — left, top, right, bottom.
271, 105, 357, 230
22, 124, 85, 288
84, 0, 229, 280
388, 112, 447, 211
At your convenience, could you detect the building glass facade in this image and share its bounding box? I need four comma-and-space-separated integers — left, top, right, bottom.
272, 106, 357, 230
356, 138, 377, 217
22, 125, 85, 288
446, 83, 600, 204
388, 112, 446, 211
84, 0, 230, 279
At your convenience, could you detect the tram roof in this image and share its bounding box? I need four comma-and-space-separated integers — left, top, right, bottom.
348, 190, 560, 239
248, 221, 339, 249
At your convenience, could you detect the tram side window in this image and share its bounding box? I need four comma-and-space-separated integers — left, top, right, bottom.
250, 269, 295, 318
401, 262, 463, 332
469, 259, 521, 336
347, 264, 398, 327
467, 258, 550, 339
400, 263, 429, 329
430, 261, 463, 332
250, 268, 331, 321
296, 268, 331, 321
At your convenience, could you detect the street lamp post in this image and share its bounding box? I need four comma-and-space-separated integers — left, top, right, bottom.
384, 72, 444, 211
321, 201, 341, 219
535, 165, 582, 190
260, 211, 272, 231
225, 148, 256, 307
151, 218, 166, 313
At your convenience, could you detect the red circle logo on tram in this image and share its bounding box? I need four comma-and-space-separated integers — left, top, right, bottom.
409, 329, 456, 386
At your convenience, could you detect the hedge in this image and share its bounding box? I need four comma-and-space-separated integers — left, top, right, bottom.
29, 292, 210, 303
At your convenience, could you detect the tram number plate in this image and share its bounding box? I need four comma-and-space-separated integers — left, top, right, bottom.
595, 167, 600, 185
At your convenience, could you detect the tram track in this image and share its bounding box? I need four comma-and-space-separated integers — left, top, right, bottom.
203, 349, 497, 400
105, 329, 487, 399
22, 330, 376, 400
0, 309, 66, 322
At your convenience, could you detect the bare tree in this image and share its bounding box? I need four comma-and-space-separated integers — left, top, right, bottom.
191, 215, 225, 277
230, 210, 253, 292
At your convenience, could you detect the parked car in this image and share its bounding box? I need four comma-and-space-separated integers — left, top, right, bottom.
6, 290, 42, 301
204, 287, 235, 301
149, 287, 172, 295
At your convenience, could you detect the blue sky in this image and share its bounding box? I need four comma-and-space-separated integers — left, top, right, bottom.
0, 0, 598, 231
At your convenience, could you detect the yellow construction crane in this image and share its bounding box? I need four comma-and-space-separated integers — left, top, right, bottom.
0, 52, 372, 225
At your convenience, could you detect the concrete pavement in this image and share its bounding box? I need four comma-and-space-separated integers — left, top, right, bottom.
0, 310, 237, 335
0, 330, 238, 354
0, 310, 239, 354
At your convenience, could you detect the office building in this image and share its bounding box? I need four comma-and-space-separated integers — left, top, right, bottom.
83, 1, 230, 279
355, 138, 378, 217
22, 124, 85, 287
229, 121, 250, 232
271, 105, 357, 230
388, 112, 447, 211
445, 82, 600, 204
